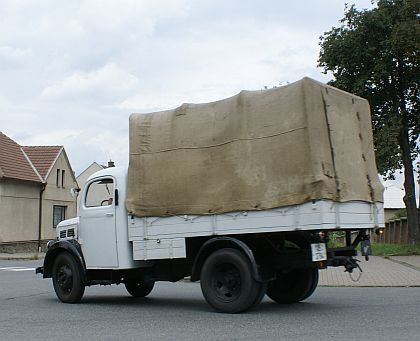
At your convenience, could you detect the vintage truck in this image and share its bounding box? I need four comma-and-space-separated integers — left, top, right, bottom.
36, 78, 384, 313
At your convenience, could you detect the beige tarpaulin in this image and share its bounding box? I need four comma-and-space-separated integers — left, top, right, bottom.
126, 77, 383, 217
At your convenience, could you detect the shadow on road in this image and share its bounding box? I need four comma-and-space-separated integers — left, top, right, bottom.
42, 293, 330, 314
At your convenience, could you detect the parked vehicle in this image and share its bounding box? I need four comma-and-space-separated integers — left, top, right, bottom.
37, 78, 384, 313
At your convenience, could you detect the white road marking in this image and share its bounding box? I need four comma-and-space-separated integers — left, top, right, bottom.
0, 267, 35, 272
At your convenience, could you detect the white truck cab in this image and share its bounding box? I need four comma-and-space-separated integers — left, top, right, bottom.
77, 166, 135, 269
57, 167, 133, 269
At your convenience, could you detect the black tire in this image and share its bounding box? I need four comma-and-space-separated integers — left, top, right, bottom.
200, 248, 266, 313
251, 281, 268, 308
300, 268, 319, 301
266, 267, 319, 304
52, 252, 85, 303
125, 279, 155, 297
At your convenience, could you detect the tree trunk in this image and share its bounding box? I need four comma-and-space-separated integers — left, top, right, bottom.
399, 125, 419, 244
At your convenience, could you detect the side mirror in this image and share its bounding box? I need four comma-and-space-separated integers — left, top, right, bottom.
70, 187, 80, 198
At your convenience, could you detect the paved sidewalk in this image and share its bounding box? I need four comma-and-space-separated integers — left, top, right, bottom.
319, 256, 420, 287
389, 256, 420, 269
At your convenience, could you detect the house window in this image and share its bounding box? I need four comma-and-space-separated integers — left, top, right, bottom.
56, 169, 60, 187
53, 205, 66, 228
61, 170, 65, 188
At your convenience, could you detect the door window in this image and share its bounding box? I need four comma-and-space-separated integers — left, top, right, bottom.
85, 178, 114, 208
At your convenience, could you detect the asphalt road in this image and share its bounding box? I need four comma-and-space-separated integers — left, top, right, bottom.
1, 260, 420, 341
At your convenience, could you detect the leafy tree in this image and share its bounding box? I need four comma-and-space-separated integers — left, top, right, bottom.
318, 0, 420, 243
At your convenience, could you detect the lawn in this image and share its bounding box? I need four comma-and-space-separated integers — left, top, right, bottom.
371, 243, 420, 256
327, 232, 420, 256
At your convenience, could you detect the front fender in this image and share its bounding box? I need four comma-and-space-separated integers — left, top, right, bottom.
38, 240, 87, 283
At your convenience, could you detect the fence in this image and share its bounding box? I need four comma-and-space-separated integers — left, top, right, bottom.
373, 217, 408, 244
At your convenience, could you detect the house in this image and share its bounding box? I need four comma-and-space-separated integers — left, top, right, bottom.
76, 161, 114, 214
0, 132, 78, 252
383, 185, 405, 222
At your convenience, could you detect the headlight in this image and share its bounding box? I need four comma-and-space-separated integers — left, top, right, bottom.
46, 240, 55, 249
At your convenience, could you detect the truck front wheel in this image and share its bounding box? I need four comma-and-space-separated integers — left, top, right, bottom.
125, 279, 155, 297
266, 267, 319, 304
200, 248, 266, 313
52, 252, 85, 303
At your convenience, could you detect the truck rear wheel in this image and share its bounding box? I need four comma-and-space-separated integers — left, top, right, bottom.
125, 279, 155, 297
300, 268, 319, 301
200, 248, 266, 313
266, 267, 318, 304
52, 252, 85, 303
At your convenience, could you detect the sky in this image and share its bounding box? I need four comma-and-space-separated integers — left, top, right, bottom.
0, 0, 416, 207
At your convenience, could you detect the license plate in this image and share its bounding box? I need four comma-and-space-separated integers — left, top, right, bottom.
311, 243, 327, 262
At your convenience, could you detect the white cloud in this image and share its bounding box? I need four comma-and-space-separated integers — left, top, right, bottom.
78, 0, 188, 32
116, 20, 321, 112
41, 63, 139, 102
18, 129, 83, 146
0, 46, 32, 68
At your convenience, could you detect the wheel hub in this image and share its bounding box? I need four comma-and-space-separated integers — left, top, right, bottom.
213, 264, 241, 301
57, 265, 73, 292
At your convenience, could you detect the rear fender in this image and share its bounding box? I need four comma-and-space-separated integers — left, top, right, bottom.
190, 237, 264, 282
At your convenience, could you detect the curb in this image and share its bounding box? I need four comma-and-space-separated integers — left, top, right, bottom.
319, 284, 420, 288
386, 257, 420, 272
0, 254, 45, 261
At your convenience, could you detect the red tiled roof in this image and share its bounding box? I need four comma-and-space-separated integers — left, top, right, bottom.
22, 146, 62, 180
0, 132, 42, 183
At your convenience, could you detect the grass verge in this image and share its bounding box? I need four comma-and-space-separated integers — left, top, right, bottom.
371, 243, 420, 256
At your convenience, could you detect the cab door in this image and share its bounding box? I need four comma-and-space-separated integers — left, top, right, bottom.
79, 177, 118, 268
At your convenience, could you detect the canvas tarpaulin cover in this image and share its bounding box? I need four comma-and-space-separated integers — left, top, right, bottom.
126, 77, 383, 217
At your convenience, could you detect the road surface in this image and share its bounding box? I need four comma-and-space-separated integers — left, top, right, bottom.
1, 259, 419, 341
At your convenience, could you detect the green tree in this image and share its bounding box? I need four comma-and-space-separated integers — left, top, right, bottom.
318, 0, 419, 243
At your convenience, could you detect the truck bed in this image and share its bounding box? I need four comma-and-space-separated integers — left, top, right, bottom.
128, 200, 384, 261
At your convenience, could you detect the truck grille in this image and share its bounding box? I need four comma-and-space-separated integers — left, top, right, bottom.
59, 230, 66, 239
67, 228, 75, 237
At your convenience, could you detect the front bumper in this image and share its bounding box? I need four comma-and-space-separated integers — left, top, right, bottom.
35, 240, 56, 275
